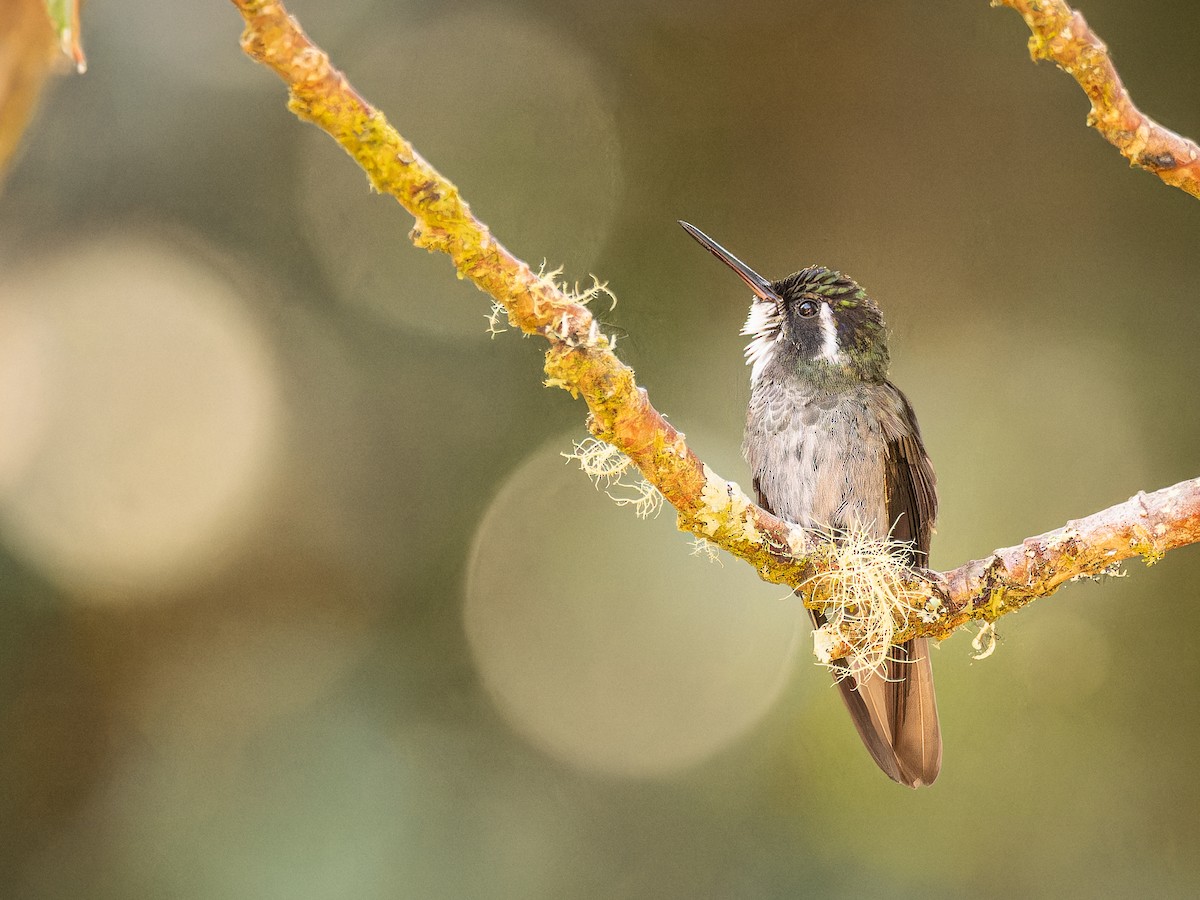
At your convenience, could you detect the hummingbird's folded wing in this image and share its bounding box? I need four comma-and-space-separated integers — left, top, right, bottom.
881, 385, 942, 787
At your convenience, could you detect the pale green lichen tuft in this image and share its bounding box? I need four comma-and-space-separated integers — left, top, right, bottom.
1128, 522, 1167, 567
532, 266, 619, 351
562, 438, 663, 520
971, 621, 998, 660
484, 300, 510, 338
609, 478, 664, 520
689, 537, 723, 566
562, 274, 617, 313
802, 527, 928, 683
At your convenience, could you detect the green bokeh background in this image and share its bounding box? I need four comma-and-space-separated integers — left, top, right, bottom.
2, 1, 1199, 897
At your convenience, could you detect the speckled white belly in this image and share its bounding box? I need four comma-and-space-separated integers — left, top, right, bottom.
743, 381, 890, 537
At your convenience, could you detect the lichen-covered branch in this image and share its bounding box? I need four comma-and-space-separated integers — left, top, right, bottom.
228, 0, 1200, 668
996, 0, 1200, 199
227, 0, 809, 587
880, 478, 1198, 651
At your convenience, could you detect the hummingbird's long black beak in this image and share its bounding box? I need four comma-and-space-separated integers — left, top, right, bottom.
678, 220, 782, 303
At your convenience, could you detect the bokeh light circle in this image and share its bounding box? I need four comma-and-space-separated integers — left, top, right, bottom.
0, 232, 280, 599
0, 300, 50, 494
296, 8, 622, 341
465, 436, 805, 778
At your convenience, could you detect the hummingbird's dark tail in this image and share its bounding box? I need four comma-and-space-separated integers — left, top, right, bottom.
888, 637, 942, 787
813, 611, 942, 788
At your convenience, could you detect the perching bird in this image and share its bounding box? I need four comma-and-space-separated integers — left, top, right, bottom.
680, 220, 941, 787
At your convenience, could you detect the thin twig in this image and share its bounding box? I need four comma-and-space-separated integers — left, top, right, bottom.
228, 0, 1200, 663
996, 0, 1200, 199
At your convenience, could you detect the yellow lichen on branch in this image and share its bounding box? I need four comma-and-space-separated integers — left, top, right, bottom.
995, 0, 1200, 199
939, 478, 1200, 624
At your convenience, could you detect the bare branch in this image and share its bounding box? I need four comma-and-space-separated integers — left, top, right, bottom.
228, 0, 1200, 667
996, 0, 1200, 199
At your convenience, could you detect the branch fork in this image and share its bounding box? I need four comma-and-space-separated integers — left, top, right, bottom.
229, 0, 1200, 668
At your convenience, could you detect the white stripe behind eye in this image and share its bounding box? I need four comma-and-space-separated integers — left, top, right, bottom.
817, 302, 839, 362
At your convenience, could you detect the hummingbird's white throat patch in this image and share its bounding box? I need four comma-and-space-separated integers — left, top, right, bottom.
741, 298, 782, 384
743, 297, 844, 383
817, 301, 840, 363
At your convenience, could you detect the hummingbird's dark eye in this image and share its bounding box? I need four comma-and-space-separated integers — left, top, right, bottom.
797, 300, 819, 318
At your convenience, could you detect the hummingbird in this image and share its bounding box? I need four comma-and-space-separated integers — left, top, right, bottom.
680, 220, 941, 788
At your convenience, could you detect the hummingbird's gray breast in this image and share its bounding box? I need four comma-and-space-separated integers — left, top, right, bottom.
743, 379, 897, 537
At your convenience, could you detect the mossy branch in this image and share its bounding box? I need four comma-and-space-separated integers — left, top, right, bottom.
228, 0, 806, 588
228, 0, 1200, 669
995, 0, 1200, 199
820, 478, 1200, 662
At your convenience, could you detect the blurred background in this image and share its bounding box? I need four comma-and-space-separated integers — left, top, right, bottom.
2, 0, 1199, 896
